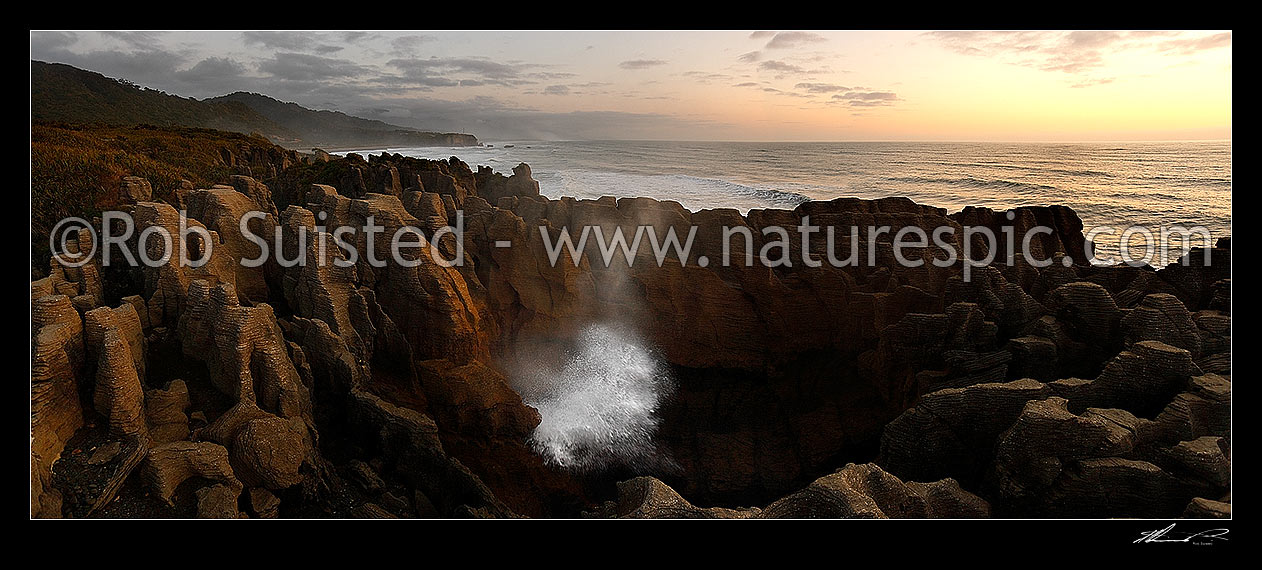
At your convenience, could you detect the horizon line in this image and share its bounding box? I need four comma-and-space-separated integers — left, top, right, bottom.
467, 138, 1233, 145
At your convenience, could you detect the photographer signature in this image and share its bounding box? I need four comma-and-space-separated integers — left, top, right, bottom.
1135, 523, 1229, 544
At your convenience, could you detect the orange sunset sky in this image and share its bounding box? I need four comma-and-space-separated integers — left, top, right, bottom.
30, 30, 1232, 141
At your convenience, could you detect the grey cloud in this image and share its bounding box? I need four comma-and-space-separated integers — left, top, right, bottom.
926, 30, 1112, 73
33, 47, 188, 90
1159, 32, 1231, 55
372, 75, 458, 89
385, 57, 532, 88
834, 91, 898, 100
758, 60, 805, 73
30, 35, 269, 98
30, 32, 739, 141
756, 59, 829, 78
528, 71, 579, 80
765, 31, 827, 49
529, 81, 613, 96
174, 57, 248, 88
1071, 77, 1115, 88
795, 82, 849, 93
926, 31, 1046, 56
390, 34, 437, 55
749, 31, 776, 39
738, 50, 761, 63
241, 31, 342, 54
831, 91, 900, 106
1064, 30, 1124, 50
341, 32, 381, 44
390, 57, 523, 80
682, 71, 732, 83
925, 30, 1230, 80
733, 82, 760, 87
258, 52, 372, 81
99, 31, 168, 49
242, 31, 322, 52
30, 31, 77, 53
619, 59, 668, 70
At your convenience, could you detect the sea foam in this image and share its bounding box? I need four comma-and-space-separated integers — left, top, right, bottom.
520, 323, 674, 471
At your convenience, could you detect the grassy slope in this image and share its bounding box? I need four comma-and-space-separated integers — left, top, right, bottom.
30, 122, 288, 272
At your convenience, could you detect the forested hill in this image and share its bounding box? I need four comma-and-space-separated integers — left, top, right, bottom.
31, 61, 477, 149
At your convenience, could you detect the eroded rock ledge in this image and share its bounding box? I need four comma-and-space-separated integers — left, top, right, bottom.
31, 151, 1230, 518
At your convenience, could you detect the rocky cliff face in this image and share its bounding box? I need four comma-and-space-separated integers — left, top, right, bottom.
30, 151, 1230, 518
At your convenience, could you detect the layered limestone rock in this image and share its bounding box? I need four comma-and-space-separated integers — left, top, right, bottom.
949, 205, 1090, 280
879, 378, 1052, 484
174, 280, 319, 500
1039, 457, 1190, 518
142, 441, 242, 505
228, 175, 279, 218
31, 295, 86, 459
146, 380, 190, 444
31, 294, 86, 517
183, 185, 279, 303
990, 398, 1148, 514
593, 476, 758, 519
120, 176, 153, 203
1157, 247, 1231, 310
94, 330, 149, 442
1149, 374, 1230, 444
1062, 340, 1199, 415
1156, 436, 1230, 495
862, 301, 1009, 399
179, 281, 310, 422
343, 388, 515, 518
276, 205, 373, 360
132, 201, 237, 327
1121, 293, 1202, 356
335, 192, 492, 365
230, 416, 308, 489
466, 194, 974, 370
31, 152, 1230, 519
196, 484, 245, 518
84, 303, 147, 409
760, 462, 990, 518
879, 344, 1228, 517
37, 226, 103, 309
1184, 497, 1232, 518
944, 266, 1046, 337
1040, 281, 1124, 375
476, 163, 541, 203
596, 463, 988, 519
412, 359, 581, 516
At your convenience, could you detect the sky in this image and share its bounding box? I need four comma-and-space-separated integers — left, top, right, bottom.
30, 30, 1232, 142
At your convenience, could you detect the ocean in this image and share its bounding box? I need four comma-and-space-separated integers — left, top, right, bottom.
341, 140, 1232, 259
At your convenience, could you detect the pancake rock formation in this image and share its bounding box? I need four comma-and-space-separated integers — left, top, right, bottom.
31, 151, 1230, 518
